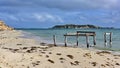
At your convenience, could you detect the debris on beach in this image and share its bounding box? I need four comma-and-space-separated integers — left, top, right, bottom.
66, 55, 74, 59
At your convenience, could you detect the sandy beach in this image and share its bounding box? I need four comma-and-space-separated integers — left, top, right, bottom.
0, 30, 120, 68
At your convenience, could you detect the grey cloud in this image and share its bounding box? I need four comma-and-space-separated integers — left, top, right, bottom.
0, 0, 33, 7
0, 0, 120, 10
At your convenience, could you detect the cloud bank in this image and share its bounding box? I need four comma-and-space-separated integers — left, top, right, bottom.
0, 0, 120, 10
0, 0, 120, 28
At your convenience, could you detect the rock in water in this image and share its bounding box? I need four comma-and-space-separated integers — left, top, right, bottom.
0, 20, 13, 31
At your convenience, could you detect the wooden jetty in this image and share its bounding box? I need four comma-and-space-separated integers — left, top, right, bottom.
53, 31, 113, 48
64, 31, 96, 48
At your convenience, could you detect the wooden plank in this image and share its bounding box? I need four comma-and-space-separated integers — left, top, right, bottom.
64, 33, 95, 36
77, 31, 95, 34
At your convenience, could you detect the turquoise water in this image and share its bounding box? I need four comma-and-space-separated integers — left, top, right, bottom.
22, 28, 120, 51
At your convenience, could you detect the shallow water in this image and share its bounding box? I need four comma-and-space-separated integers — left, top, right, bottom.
21, 28, 120, 51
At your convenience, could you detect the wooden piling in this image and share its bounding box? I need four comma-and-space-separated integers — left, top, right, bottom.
86, 34, 89, 48
53, 35, 56, 46
93, 35, 96, 46
104, 32, 112, 47
110, 32, 112, 45
104, 33, 107, 46
64, 35, 67, 47
76, 33, 79, 46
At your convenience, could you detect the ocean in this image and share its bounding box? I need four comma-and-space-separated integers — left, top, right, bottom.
21, 28, 120, 51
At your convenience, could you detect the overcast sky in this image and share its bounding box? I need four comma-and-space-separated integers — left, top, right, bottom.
0, 0, 120, 28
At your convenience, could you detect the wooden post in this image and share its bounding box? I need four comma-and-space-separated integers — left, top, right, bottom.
93, 35, 96, 46
64, 35, 67, 47
76, 33, 79, 46
53, 35, 56, 46
104, 33, 107, 46
86, 34, 89, 48
110, 32, 112, 45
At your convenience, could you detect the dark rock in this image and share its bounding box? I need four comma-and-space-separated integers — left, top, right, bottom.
23, 47, 28, 49
74, 61, 79, 65
91, 62, 97, 66
41, 52, 46, 54
36, 61, 40, 63
83, 53, 92, 58
26, 50, 32, 53
17, 44, 22, 45
40, 42, 46, 46
48, 59, 54, 63
70, 62, 76, 66
60, 61, 64, 63
96, 51, 111, 54
49, 52, 52, 54
13, 49, 19, 51
59, 58, 65, 60
56, 53, 62, 55
67, 55, 74, 59
116, 63, 120, 65
46, 55, 49, 58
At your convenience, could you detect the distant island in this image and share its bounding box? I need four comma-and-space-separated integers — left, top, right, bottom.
52, 24, 114, 29
15, 24, 114, 30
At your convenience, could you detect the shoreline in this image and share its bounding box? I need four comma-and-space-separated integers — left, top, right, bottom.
0, 30, 120, 68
